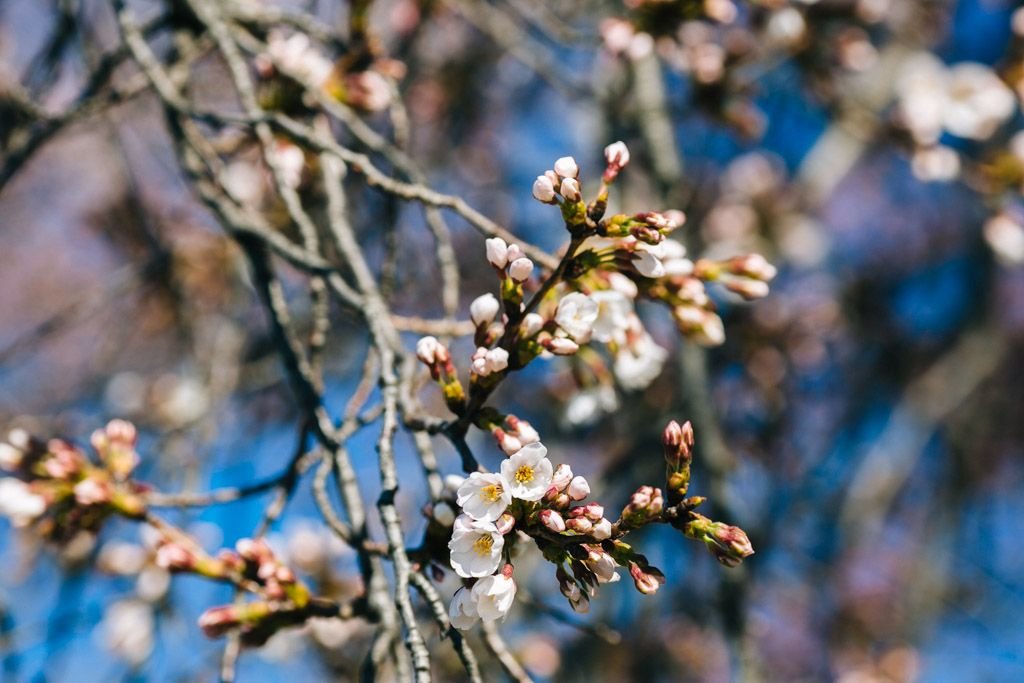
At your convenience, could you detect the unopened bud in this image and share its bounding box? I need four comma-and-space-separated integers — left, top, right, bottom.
433, 501, 456, 527
73, 478, 109, 506
551, 464, 573, 491
554, 156, 579, 179
495, 512, 516, 535
729, 253, 777, 281
416, 336, 441, 366
156, 542, 195, 572
532, 175, 557, 203
539, 509, 566, 533
198, 605, 240, 638
544, 337, 579, 356
560, 177, 581, 202
628, 561, 665, 595
520, 313, 544, 338
486, 237, 509, 268
567, 476, 590, 501
470, 293, 501, 327
591, 518, 613, 540
508, 257, 534, 283
604, 141, 630, 170
565, 516, 593, 534
493, 428, 522, 456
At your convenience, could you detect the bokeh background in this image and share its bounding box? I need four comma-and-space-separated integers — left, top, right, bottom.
2, 0, 1024, 681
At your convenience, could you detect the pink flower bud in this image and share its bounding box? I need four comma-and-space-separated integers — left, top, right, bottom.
505, 243, 524, 263
532, 175, 556, 203
508, 257, 534, 282
486, 237, 509, 268
540, 509, 566, 533
581, 502, 604, 520
494, 512, 516, 535
567, 475, 590, 501
628, 561, 665, 595
554, 156, 579, 179
604, 141, 630, 169
560, 177, 581, 202
723, 278, 770, 300
73, 478, 109, 506
198, 605, 240, 638
544, 337, 579, 355
550, 464, 573, 491
416, 336, 441, 365
156, 542, 195, 571
494, 428, 523, 456
565, 517, 593, 534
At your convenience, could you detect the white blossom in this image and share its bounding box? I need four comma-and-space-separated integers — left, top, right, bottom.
590, 290, 633, 343
564, 385, 619, 426
471, 574, 517, 622
449, 587, 479, 630
470, 293, 501, 327
267, 31, 334, 87
486, 237, 509, 268
100, 600, 154, 666
508, 257, 534, 282
553, 156, 579, 179
449, 515, 504, 578
0, 443, 22, 470
943, 62, 1015, 141
456, 472, 512, 522
500, 443, 553, 501
532, 175, 556, 203
614, 329, 669, 390
631, 245, 666, 278
555, 292, 598, 342
0, 478, 46, 527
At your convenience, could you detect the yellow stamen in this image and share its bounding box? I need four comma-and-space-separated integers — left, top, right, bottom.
514, 465, 534, 484
472, 535, 494, 557
479, 484, 503, 503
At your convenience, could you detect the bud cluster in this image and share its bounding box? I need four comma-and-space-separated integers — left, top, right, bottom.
0, 421, 148, 542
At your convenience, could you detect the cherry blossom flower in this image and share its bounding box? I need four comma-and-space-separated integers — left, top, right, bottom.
555, 292, 598, 342
613, 328, 669, 391
449, 515, 504, 577
449, 588, 478, 630
456, 472, 512, 522
0, 478, 46, 527
500, 443, 553, 501
590, 290, 633, 342
471, 573, 517, 622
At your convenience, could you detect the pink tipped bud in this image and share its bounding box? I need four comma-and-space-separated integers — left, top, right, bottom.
663, 420, 695, 467
560, 177, 581, 202
198, 605, 240, 638
532, 175, 557, 203
156, 542, 195, 572
729, 253, 777, 282
628, 561, 665, 595
724, 279, 770, 300
581, 502, 605, 521
495, 513, 516, 535
604, 141, 630, 169
508, 257, 534, 282
565, 517, 593, 534
540, 509, 566, 533
567, 476, 590, 501
506, 416, 540, 444
554, 156, 579, 179
73, 478, 109, 506
416, 336, 441, 365
493, 428, 523, 456
551, 464, 574, 491
486, 237, 509, 268
544, 337, 579, 356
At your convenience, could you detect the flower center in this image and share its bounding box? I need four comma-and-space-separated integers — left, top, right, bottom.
514, 465, 534, 484
472, 534, 494, 557
479, 483, 503, 503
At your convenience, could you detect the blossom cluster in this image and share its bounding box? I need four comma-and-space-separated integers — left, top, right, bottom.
431, 417, 753, 628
